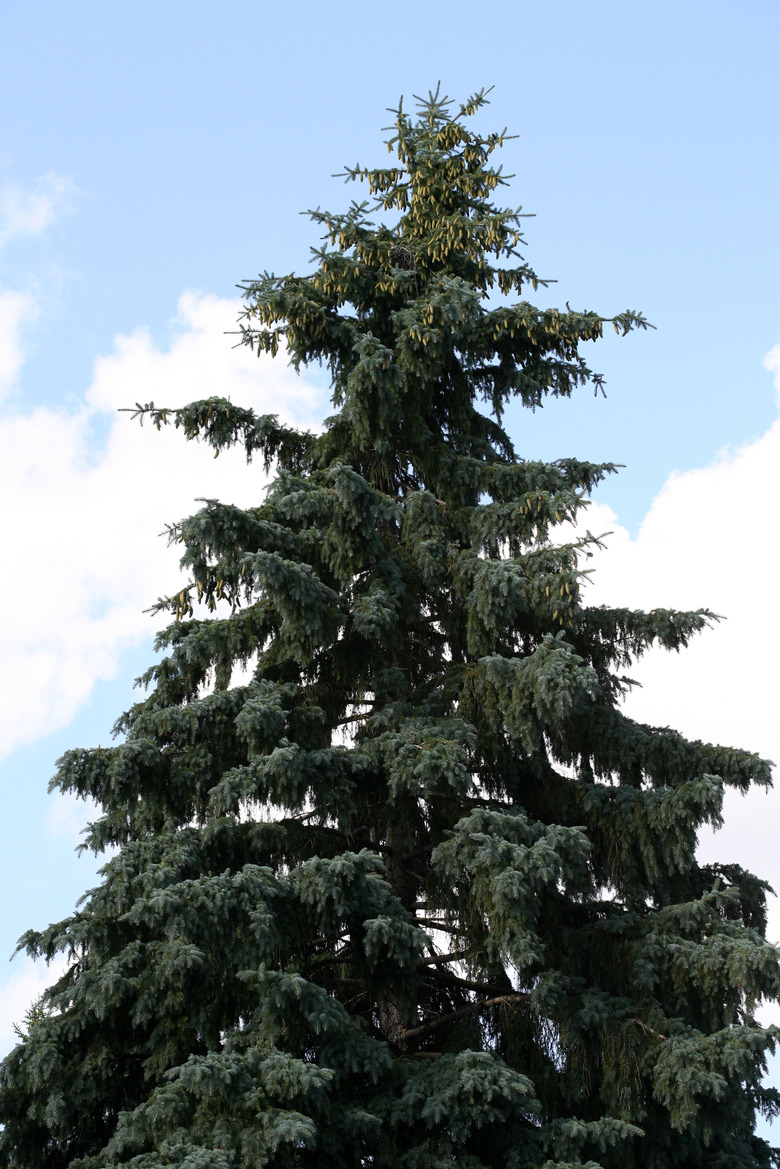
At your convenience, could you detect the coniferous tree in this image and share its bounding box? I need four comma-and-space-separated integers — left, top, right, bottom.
1, 87, 779, 1169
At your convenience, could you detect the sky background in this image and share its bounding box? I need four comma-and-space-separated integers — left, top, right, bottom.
2, 0, 780, 1131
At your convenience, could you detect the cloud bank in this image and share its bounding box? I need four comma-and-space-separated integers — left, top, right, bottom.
0, 289, 35, 396
582, 346, 780, 948
0, 292, 323, 761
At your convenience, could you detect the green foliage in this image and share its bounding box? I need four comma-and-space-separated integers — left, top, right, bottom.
1, 85, 778, 1169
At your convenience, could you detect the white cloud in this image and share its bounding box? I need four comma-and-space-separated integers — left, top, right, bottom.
0, 955, 68, 1059
46, 790, 101, 844
0, 171, 72, 399
0, 172, 73, 249
0, 288, 36, 397
0, 292, 323, 761
580, 348, 780, 946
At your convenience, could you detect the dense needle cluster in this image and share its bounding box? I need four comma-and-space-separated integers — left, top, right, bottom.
1, 87, 778, 1169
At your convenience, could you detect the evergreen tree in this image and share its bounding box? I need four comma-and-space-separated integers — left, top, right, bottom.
1, 87, 778, 1169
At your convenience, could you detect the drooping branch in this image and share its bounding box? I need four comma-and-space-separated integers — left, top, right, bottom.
415, 918, 467, 934
416, 949, 471, 967
399, 992, 528, 1042
424, 971, 514, 997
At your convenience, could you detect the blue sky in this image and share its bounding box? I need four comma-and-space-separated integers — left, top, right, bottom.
2, 0, 780, 1124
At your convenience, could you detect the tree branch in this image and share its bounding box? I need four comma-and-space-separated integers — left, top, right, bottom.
399, 993, 528, 1042
417, 949, 471, 967
632, 1017, 667, 1040
415, 919, 466, 934
424, 971, 513, 997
